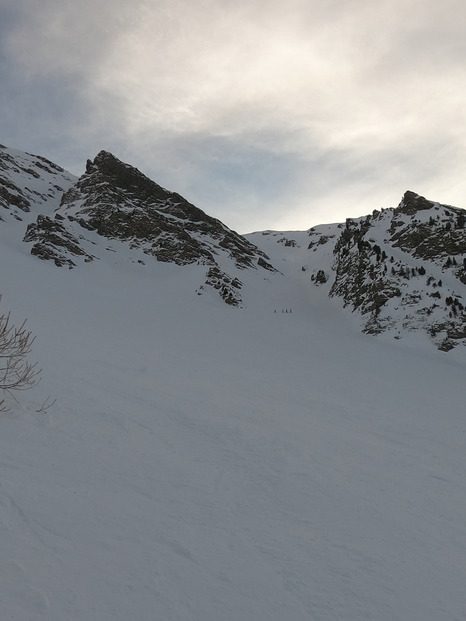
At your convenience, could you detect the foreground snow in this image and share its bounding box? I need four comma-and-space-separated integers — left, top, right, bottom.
1, 229, 466, 621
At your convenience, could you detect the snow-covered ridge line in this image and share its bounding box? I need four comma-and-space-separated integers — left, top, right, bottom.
248, 191, 466, 350
2, 144, 466, 348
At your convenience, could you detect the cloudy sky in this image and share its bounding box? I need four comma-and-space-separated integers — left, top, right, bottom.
2, 0, 466, 232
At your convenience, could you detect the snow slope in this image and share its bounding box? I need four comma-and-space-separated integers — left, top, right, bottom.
0, 145, 76, 220
248, 210, 466, 351
1, 211, 466, 621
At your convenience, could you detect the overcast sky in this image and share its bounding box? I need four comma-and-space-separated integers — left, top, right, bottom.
2, 0, 466, 232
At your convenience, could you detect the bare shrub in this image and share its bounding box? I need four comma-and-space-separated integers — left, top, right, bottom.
0, 297, 40, 409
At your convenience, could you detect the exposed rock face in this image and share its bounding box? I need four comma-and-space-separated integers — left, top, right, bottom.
0, 145, 76, 220
23, 150, 276, 304
51, 151, 273, 269
252, 193, 466, 350
326, 191, 466, 349
4, 143, 466, 347
394, 190, 434, 216
23, 214, 94, 267
197, 267, 244, 307
389, 192, 466, 260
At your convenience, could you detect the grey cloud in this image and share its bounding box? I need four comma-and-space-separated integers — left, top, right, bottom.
1, 0, 466, 232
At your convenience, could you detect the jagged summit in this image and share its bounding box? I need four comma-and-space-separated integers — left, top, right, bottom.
69, 150, 242, 242
395, 190, 438, 215
84, 150, 173, 204
21, 149, 275, 305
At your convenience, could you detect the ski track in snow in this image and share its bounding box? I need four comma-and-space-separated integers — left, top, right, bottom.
1, 216, 466, 620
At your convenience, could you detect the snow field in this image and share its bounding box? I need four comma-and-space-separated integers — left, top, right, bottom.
1, 222, 466, 620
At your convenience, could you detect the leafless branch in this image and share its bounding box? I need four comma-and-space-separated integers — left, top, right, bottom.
0, 296, 41, 395
36, 396, 56, 413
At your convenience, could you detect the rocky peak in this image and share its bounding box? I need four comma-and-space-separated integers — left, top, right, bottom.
23, 150, 276, 306
10, 143, 466, 345
395, 190, 435, 216
82, 150, 170, 204
389, 191, 466, 261
312, 191, 466, 350
53, 151, 274, 270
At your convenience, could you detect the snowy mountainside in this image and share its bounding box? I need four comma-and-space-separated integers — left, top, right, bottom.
1, 213, 466, 621
0, 144, 76, 221
1, 144, 466, 620
22, 150, 276, 306
2, 144, 466, 348
248, 191, 466, 351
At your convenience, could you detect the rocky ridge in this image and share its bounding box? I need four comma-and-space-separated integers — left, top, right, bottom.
2, 144, 466, 348
14, 149, 276, 306
0, 145, 76, 220
250, 190, 466, 350
329, 191, 466, 350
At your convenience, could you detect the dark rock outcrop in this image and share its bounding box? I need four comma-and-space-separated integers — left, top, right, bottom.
24, 150, 276, 305
325, 192, 466, 348
0, 145, 76, 219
